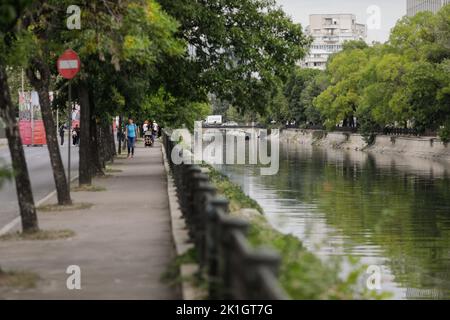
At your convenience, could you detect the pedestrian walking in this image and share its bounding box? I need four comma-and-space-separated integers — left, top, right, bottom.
74, 124, 80, 146
151, 120, 159, 143
72, 124, 80, 146
59, 124, 65, 146
126, 118, 138, 158
143, 120, 149, 135
72, 128, 77, 146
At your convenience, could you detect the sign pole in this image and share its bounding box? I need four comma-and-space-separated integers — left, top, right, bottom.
68, 81, 72, 193
31, 94, 34, 146
57, 48, 80, 194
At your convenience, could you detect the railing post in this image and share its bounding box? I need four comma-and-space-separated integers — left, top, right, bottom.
192, 174, 216, 267
219, 217, 249, 300
243, 249, 283, 300
183, 166, 201, 224
206, 197, 229, 299
163, 128, 288, 301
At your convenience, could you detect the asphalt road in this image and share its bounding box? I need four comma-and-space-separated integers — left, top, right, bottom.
0, 141, 79, 230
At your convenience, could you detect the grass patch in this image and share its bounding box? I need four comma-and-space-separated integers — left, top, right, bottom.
203, 164, 390, 300
202, 164, 263, 214
0, 268, 40, 289
0, 229, 75, 241
161, 248, 208, 297
37, 202, 93, 212
161, 248, 198, 286
72, 184, 106, 192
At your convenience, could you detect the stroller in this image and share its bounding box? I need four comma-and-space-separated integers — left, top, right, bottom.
144, 130, 154, 147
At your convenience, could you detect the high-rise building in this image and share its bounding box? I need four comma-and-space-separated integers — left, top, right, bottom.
300, 14, 367, 70
407, 0, 450, 16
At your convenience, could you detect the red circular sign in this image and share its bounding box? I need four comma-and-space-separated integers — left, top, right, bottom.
57, 49, 80, 79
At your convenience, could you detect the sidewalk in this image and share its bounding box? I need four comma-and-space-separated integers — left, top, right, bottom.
0, 143, 180, 299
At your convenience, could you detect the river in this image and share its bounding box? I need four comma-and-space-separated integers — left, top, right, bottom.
215, 141, 450, 300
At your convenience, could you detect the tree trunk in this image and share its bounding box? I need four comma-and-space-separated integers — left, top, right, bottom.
103, 121, 115, 163
98, 123, 106, 168
0, 66, 39, 233
90, 117, 104, 176
27, 58, 72, 205
100, 123, 109, 163
109, 123, 116, 159
78, 81, 91, 185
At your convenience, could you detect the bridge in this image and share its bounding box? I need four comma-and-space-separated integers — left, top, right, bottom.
200, 124, 268, 140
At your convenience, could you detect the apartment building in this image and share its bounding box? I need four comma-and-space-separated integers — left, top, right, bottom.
407, 0, 450, 16
301, 14, 367, 70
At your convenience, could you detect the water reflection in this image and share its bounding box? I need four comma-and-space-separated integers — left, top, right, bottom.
216, 141, 450, 300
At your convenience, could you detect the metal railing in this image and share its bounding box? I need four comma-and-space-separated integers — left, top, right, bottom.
202, 124, 264, 129
380, 127, 436, 137
283, 124, 437, 137
162, 129, 288, 300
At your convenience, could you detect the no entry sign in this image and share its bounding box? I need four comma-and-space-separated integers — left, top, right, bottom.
57, 49, 80, 195
57, 49, 80, 79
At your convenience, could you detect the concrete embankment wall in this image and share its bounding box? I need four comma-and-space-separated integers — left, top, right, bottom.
281, 129, 450, 161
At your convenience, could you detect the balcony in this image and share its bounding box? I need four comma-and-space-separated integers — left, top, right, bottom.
323, 24, 338, 29
322, 36, 339, 43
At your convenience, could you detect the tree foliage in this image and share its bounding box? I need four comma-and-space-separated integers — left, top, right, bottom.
307, 5, 450, 140
158, 0, 311, 115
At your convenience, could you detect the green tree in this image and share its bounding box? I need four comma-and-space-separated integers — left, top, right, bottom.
265, 79, 290, 124
358, 53, 409, 129
389, 11, 436, 60
54, 0, 185, 184
141, 87, 210, 130
403, 61, 449, 132
313, 4, 450, 141
23, 0, 73, 205
342, 39, 369, 51
284, 67, 321, 124
314, 48, 369, 129
301, 71, 329, 126
157, 0, 311, 117
0, 0, 39, 233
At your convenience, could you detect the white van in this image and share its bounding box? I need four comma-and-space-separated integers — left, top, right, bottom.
205, 115, 223, 125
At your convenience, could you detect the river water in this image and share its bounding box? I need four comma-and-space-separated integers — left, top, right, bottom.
215, 141, 450, 300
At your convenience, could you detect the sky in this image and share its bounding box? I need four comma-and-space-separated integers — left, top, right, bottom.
275, 0, 407, 43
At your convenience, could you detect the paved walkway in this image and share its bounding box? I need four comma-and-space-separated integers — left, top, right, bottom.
0, 143, 180, 299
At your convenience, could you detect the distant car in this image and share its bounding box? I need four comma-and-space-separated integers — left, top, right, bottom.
222, 121, 238, 127
205, 115, 223, 125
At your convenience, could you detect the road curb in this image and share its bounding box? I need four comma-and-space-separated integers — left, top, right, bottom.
161, 144, 205, 300
0, 174, 79, 236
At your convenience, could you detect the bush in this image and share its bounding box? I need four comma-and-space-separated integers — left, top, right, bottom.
438, 123, 450, 143
357, 113, 379, 146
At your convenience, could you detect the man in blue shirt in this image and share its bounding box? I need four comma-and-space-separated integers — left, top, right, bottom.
126, 118, 138, 158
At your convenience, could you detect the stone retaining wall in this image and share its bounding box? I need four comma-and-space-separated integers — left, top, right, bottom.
280, 129, 450, 161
